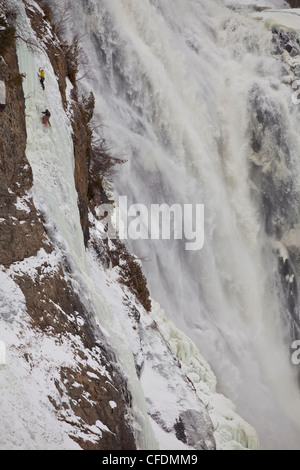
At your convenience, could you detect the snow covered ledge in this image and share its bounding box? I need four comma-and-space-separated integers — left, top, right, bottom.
0, 80, 6, 110
251, 8, 300, 33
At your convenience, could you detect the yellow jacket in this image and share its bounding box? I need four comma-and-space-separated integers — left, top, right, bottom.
39, 68, 45, 78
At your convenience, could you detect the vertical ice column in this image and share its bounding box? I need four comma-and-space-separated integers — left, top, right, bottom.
0, 80, 6, 108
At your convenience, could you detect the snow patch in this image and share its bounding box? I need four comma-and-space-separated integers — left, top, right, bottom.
0, 270, 26, 323
225, 0, 288, 10
15, 195, 31, 215
251, 9, 300, 34
0, 80, 5, 106
8, 248, 60, 282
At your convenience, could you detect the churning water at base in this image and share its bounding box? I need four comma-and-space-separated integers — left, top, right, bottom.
60, 0, 300, 449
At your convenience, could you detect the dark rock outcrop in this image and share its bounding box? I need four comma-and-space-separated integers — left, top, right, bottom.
286, 1, 300, 8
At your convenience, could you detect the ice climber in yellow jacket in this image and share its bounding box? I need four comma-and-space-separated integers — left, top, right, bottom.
38, 67, 45, 90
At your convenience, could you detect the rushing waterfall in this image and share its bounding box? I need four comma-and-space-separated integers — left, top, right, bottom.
42, 0, 300, 449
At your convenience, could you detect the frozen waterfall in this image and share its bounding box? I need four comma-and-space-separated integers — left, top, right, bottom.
54, 0, 300, 449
